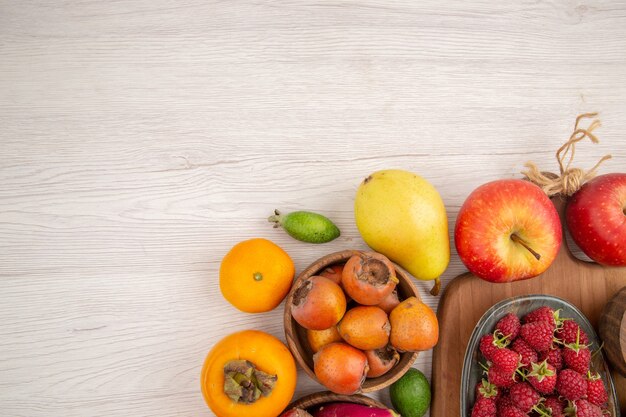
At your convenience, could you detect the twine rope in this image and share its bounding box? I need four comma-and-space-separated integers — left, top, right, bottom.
522, 112, 612, 196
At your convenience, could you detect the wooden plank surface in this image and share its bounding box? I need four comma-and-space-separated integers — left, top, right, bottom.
1, 1, 626, 416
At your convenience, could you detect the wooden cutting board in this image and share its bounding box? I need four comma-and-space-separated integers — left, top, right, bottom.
431, 197, 626, 417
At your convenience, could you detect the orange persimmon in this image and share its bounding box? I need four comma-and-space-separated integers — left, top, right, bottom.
307, 325, 343, 353
389, 296, 439, 352
341, 252, 398, 305
201, 330, 297, 417
319, 263, 344, 285
313, 342, 368, 394
220, 238, 295, 313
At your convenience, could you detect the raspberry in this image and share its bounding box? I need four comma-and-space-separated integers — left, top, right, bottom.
520, 321, 555, 352
543, 395, 565, 416
539, 347, 563, 371
491, 348, 520, 374
527, 360, 557, 394
475, 379, 499, 400
557, 369, 588, 400
497, 404, 526, 417
586, 372, 608, 406
566, 399, 602, 417
555, 319, 589, 345
472, 396, 497, 417
523, 306, 559, 327
508, 382, 540, 413
480, 334, 499, 361
511, 338, 538, 369
488, 366, 516, 389
563, 345, 591, 374
496, 313, 521, 340
562, 327, 591, 374
496, 394, 513, 412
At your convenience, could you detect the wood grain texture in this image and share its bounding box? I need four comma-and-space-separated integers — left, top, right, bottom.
432, 198, 626, 417
1, 0, 626, 416
600, 287, 626, 377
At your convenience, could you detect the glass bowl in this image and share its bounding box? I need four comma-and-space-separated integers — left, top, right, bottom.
460, 294, 620, 417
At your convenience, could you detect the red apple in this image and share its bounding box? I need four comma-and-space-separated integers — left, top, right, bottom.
566, 173, 626, 266
455, 179, 562, 282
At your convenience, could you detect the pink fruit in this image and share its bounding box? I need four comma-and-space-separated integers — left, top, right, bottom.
312, 402, 399, 417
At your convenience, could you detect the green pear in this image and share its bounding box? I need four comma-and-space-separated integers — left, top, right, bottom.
354, 169, 450, 295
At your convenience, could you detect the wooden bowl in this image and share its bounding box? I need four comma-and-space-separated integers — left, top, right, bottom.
286, 391, 387, 412
599, 286, 626, 377
283, 249, 420, 393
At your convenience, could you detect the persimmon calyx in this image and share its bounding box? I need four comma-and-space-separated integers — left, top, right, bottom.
223, 360, 277, 404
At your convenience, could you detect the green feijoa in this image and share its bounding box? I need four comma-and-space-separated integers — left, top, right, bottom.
268, 209, 340, 243
389, 368, 431, 417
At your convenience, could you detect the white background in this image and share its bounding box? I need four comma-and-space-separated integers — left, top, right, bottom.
2, 1, 626, 415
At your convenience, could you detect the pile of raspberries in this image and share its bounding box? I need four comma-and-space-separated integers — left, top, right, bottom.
471, 306, 610, 417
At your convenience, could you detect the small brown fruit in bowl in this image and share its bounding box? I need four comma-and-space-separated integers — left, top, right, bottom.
291, 276, 346, 330
342, 252, 398, 305
365, 345, 400, 378
337, 306, 390, 350
376, 289, 400, 314
319, 264, 344, 285
390, 296, 439, 352
307, 326, 342, 353
313, 342, 368, 394
284, 249, 419, 393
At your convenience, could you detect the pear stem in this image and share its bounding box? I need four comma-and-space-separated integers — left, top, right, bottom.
510, 234, 541, 261
430, 277, 441, 296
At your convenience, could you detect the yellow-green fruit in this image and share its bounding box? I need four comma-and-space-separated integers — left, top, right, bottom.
354, 169, 450, 295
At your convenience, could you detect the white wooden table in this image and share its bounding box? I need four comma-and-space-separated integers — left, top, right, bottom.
2, 1, 626, 416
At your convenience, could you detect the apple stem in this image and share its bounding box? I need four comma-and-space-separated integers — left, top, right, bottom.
510, 234, 541, 261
